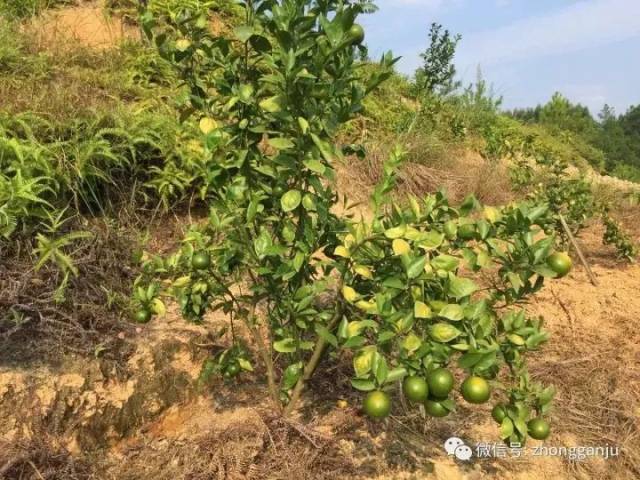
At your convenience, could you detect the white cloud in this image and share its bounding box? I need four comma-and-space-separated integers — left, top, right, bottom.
456, 0, 640, 68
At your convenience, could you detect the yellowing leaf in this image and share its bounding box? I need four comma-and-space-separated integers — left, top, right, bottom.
297, 117, 310, 134
385, 225, 406, 239
199, 117, 218, 134
334, 246, 350, 258
414, 301, 432, 319
356, 300, 378, 314
342, 286, 358, 302
429, 323, 462, 343
353, 348, 373, 376
172, 276, 191, 288
347, 321, 364, 337
344, 234, 356, 248
403, 226, 422, 240
176, 39, 192, 51
484, 206, 501, 223
151, 298, 166, 317
259, 95, 283, 113
392, 238, 411, 256
402, 333, 422, 353
354, 265, 373, 279
281, 190, 302, 212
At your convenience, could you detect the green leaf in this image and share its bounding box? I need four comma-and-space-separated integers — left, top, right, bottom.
351, 379, 376, 391
254, 230, 272, 259
282, 362, 303, 390
431, 254, 459, 272
281, 190, 302, 212
439, 304, 464, 321
268, 137, 295, 150
507, 272, 524, 291
375, 357, 389, 385
384, 367, 407, 384
234, 25, 255, 42
384, 225, 406, 239
418, 231, 445, 250
500, 417, 514, 439
316, 325, 338, 347
273, 338, 297, 353
429, 323, 462, 343
338, 316, 349, 339
310, 133, 336, 163
238, 358, 253, 372
458, 352, 485, 368
303, 159, 326, 174
406, 255, 427, 279
448, 275, 479, 299
539, 386, 556, 405
297, 117, 310, 134
514, 417, 529, 436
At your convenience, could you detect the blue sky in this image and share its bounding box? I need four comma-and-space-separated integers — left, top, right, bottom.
360, 0, 640, 116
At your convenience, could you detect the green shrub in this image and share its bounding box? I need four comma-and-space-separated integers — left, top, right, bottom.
131, 0, 571, 447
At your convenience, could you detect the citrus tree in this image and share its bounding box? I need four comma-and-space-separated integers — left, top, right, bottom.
134, 0, 566, 445
511, 151, 637, 261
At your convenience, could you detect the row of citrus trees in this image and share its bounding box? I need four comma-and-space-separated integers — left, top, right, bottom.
506, 132, 637, 261
128, 0, 585, 445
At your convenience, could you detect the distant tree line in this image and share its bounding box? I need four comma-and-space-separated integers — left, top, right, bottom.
508, 93, 640, 181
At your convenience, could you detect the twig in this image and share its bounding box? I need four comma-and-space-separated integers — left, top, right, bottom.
28, 461, 45, 480
278, 418, 330, 449
558, 214, 598, 286
550, 287, 575, 336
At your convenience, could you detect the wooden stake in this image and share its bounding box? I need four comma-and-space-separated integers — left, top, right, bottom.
558, 214, 598, 286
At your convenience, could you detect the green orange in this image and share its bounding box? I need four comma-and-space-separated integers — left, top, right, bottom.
363, 390, 391, 419
402, 376, 429, 403
192, 251, 211, 270
133, 309, 152, 324
224, 362, 241, 378
424, 399, 450, 417
348, 24, 365, 44
528, 418, 551, 440
460, 376, 491, 404
427, 368, 454, 399
547, 252, 572, 278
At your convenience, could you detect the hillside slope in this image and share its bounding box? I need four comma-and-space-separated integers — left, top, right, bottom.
1, 3, 639, 480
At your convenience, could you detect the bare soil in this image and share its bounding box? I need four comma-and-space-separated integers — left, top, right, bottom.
25, 2, 138, 50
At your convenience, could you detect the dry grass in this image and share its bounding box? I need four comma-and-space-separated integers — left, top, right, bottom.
0, 215, 140, 365
0, 435, 92, 480
337, 132, 516, 208
0, 12, 148, 123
